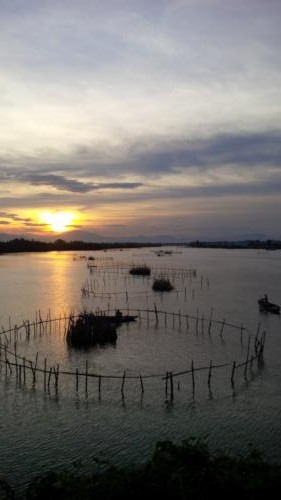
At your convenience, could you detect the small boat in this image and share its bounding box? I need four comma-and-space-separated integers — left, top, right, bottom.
258, 297, 280, 314
107, 314, 138, 324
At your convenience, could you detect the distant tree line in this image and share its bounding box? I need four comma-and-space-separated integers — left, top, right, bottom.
0, 238, 280, 254
0, 238, 161, 254
188, 239, 281, 250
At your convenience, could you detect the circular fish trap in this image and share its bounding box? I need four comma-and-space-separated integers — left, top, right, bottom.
0, 308, 266, 404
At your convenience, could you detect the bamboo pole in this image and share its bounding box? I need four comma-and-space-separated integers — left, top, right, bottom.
76, 368, 79, 392
55, 364, 59, 390
165, 371, 168, 397
191, 360, 195, 396
170, 372, 174, 401
44, 358, 47, 390
208, 360, 212, 388
14, 343, 18, 380
201, 314, 204, 334
219, 319, 225, 338
98, 375, 101, 399
85, 360, 88, 393
139, 374, 144, 394
154, 303, 158, 325
4, 345, 7, 376
208, 308, 213, 335
23, 357, 26, 384
121, 370, 126, 396
231, 361, 236, 386
244, 336, 251, 377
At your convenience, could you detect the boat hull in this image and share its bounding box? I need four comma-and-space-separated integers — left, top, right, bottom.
258, 299, 280, 314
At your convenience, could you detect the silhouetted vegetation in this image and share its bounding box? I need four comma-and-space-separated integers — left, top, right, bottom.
152, 278, 174, 291
188, 239, 281, 250
66, 312, 118, 347
0, 238, 161, 254
129, 265, 151, 276
7, 438, 279, 499
0, 238, 280, 254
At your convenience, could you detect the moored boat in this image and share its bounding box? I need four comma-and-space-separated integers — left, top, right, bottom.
258, 297, 280, 314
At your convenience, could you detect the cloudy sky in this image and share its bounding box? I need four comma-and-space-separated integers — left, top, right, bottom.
0, 0, 280, 241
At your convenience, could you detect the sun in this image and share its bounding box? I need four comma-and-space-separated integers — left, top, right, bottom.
41, 211, 76, 233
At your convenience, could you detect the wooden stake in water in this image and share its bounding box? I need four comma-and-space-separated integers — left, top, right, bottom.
121, 370, 126, 396
98, 375, 102, 400
44, 358, 47, 390
169, 372, 174, 401
48, 367, 52, 389
219, 319, 225, 338
208, 308, 213, 335
208, 360, 212, 388
191, 360, 195, 396
231, 361, 236, 386
165, 371, 168, 397
23, 357, 26, 384
139, 374, 144, 394
154, 303, 159, 325
85, 360, 88, 393
76, 368, 79, 392
54, 364, 59, 390
244, 336, 251, 377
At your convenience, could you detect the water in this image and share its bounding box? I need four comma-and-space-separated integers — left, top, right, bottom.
0, 247, 280, 495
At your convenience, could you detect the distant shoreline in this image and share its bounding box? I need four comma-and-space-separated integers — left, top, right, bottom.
0, 238, 280, 254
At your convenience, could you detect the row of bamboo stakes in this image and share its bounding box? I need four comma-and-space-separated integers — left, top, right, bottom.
82, 285, 203, 302
88, 266, 197, 283
0, 307, 266, 401
87, 262, 197, 276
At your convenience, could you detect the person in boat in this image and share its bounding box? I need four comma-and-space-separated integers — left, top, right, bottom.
115, 309, 123, 318
264, 294, 269, 303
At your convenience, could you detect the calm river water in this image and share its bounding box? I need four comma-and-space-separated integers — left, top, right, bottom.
0, 247, 280, 494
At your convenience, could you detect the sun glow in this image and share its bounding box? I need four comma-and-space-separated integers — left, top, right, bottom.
41, 211, 76, 233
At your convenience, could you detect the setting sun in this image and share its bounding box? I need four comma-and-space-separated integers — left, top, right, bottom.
41, 211, 76, 233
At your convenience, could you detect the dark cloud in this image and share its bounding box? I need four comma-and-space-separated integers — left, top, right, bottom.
0, 211, 17, 218
1, 172, 144, 193
21, 174, 95, 193
0, 220, 11, 225
127, 130, 281, 175
32, 129, 280, 179
0, 211, 33, 223
1, 130, 280, 182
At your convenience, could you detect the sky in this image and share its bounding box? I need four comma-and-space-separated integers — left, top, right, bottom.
0, 0, 281, 241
